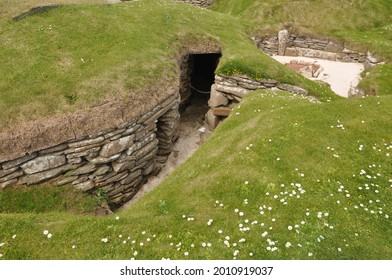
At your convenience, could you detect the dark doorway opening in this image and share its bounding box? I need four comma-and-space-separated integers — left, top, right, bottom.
179, 53, 221, 114
179, 52, 221, 139
190, 53, 221, 94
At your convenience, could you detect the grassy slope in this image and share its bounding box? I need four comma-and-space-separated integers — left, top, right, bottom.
0, 0, 335, 129
211, 0, 392, 96
1, 0, 391, 260
0, 184, 98, 214
0, 0, 106, 19
1, 92, 391, 259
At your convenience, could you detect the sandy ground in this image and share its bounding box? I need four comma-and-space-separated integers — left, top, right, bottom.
272, 55, 365, 97
123, 95, 211, 208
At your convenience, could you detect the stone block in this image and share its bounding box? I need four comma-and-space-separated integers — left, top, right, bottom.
38, 143, 68, 155
100, 135, 135, 158
112, 160, 136, 173
68, 157, 83, 164
68, 136, 105, 148
278, 29, 289, 55
366, 51, 379, 64
92, 165, 111, 177
66, 147, 101, 159
277, 83, 308, 96
74, 180, 95, 192
205, 109, 220, 130
258, 79, 278, 87
123, 124, 141, 136
21, 155, 66, 175
107, 183, 125, 197
296, 48, 337, 61
1, 153, 37, 170
213, 107, 231, 117
104, 171, 129, 184
56, 175, 79, 186
324, 41, 343, 53
70, 163, 96, 176
133, 139, 159, 159
71, 175, 89, 185
0, 166, 19, 179
284, 47, 298, 56
215, 84, 250, 98
87, 154, 121, 164
127, 134, 155, 156
143, 162, 155, 176
155, 155, 169, 164
135, 148, 158, 166
19, 164, 74, 185
208, 84, 229, 108
1, 179, 17, 189
238, 82, 264, 90
121, 169, 142, 185
103, 128, 126, 140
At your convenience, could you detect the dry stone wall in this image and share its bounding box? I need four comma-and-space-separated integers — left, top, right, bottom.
0, 93, 180, 207
253, 30, 382, 68
205, 74, 310, 129
177, 0, 214, 8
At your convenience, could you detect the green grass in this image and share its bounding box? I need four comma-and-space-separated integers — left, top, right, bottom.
0, 184, 99, 214
358, 64, 392, 96
211, 0, 392, 96
0, 0, 107, 20
211, 0, 392, 60
1, 92, 391, 259
0, 0, 391, 260
0, 0, 336, 129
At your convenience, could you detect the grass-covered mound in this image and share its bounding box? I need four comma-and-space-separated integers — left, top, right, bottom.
0, 0, 335, 129
211, 0, 392, 97
1, 91, 390, 259
1, 0, 391, 260
211, 0, 392, 57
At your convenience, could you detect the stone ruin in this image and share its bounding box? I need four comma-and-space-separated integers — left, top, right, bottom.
253, 29, 382, 68
285, 60, 323, 78
0, 42, 222, 209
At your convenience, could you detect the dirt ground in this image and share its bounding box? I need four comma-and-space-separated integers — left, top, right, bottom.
272, 55, 365, 97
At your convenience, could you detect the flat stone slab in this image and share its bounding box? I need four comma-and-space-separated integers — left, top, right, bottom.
100, 135, 135, 158
213, 107, 231, 117
19, 164, 74, 185
21, 155, 66, 174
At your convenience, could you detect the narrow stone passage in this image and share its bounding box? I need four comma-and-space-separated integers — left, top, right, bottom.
123, 93, 210, 208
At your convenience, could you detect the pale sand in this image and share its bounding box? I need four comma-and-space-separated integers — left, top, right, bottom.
272, 55, 365, 97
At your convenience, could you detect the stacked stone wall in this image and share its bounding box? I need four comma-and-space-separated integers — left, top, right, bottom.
253, 30, 382, 67
177, 0, 214, 8
205, 74, 310, 129
0, 93, 180, 206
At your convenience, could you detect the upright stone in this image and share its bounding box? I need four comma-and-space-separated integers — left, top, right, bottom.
205, 109, 220, 130
278, 30, 289, 56
208, 84, 229, 108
